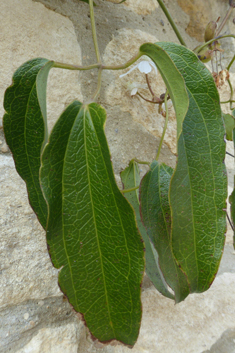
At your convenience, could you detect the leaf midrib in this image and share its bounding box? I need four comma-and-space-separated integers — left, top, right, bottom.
84, 107, 114, 335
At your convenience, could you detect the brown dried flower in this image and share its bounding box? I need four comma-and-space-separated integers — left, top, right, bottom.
229, 0, 235, 8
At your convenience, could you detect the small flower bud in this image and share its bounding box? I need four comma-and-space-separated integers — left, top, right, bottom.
204, 21, 217, 42
130, 87, 138, 96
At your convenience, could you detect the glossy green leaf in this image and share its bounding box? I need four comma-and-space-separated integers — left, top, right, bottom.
40, 101, 144, 346
158, 42, 227, 293
223, 113, 235, 141
229, 113, 235, 248
229, 188, 235, 248
3, 58, 54, 229
140, 161, 189, 303
121, 160, 174, 300
140, 42, 189, 138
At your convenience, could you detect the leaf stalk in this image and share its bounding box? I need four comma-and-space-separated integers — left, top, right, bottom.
156, 90, 169, 161
122, 185, 140, 193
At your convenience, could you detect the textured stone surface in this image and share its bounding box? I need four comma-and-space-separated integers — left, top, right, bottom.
0, 156, 61, 308
15, 324, 79, 353
202, 328, 235, 353
103, 28, 178, 154
106, 0, 158, 15
0, 0, 83, 131
0, 296, 81, 353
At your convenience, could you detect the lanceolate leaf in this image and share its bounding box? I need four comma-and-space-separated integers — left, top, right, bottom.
40, 101, 144, 346
229, 188, 235, 248
3, 58, 54, 229
157, 43, 227, 293
223, 113, 235, 141
121, 160, 174, 300
229, 116, 235, 248
140, 43, 189, 138
140, 161, 189, 303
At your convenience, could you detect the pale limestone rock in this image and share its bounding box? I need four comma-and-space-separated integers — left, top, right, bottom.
1, 143, 9, 153
106, 0, 158, 15
15, 324, 79, 353
103, 28, 177, 154
0, 0, 83, 131
0, 156, 61, 308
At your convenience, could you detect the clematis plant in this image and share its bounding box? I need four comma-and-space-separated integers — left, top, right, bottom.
3, 0, 235, 348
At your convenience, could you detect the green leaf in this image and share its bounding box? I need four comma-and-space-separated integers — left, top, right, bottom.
140, 42, 189, 138
40, 101, 145, 346
229, 110, 235, 248
157, 42, 227, 294
229, 189, 235, 248
3, 58, 54, 229
223, 113, 235, 141
140, 161, 189, 303
121, 160, 174, 300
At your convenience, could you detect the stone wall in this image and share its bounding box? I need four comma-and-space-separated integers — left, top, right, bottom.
1, 0, 235, 352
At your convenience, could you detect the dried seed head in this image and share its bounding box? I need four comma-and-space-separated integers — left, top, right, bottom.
229, 0, 235, 8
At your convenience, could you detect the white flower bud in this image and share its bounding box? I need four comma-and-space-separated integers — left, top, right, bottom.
130, 87, 138, 96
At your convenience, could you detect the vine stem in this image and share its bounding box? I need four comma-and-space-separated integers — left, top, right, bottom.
220, 99, 235, 104
89, 0, 101, 63
195, 34, 235, 55
227, 212, 234, 231
93, 67, 102, 101
156, 0, 187, 47
216, 6, 234, 36
227, 53, 235, 71
53, 62, 100, 70
228, 78, 234, 110
102, 52, 142, 70
54, 52, 142, 72
146, 74, 155, 96
133, 159, 150, 165
137, 92, 159, 104
155, 90, 169, 161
